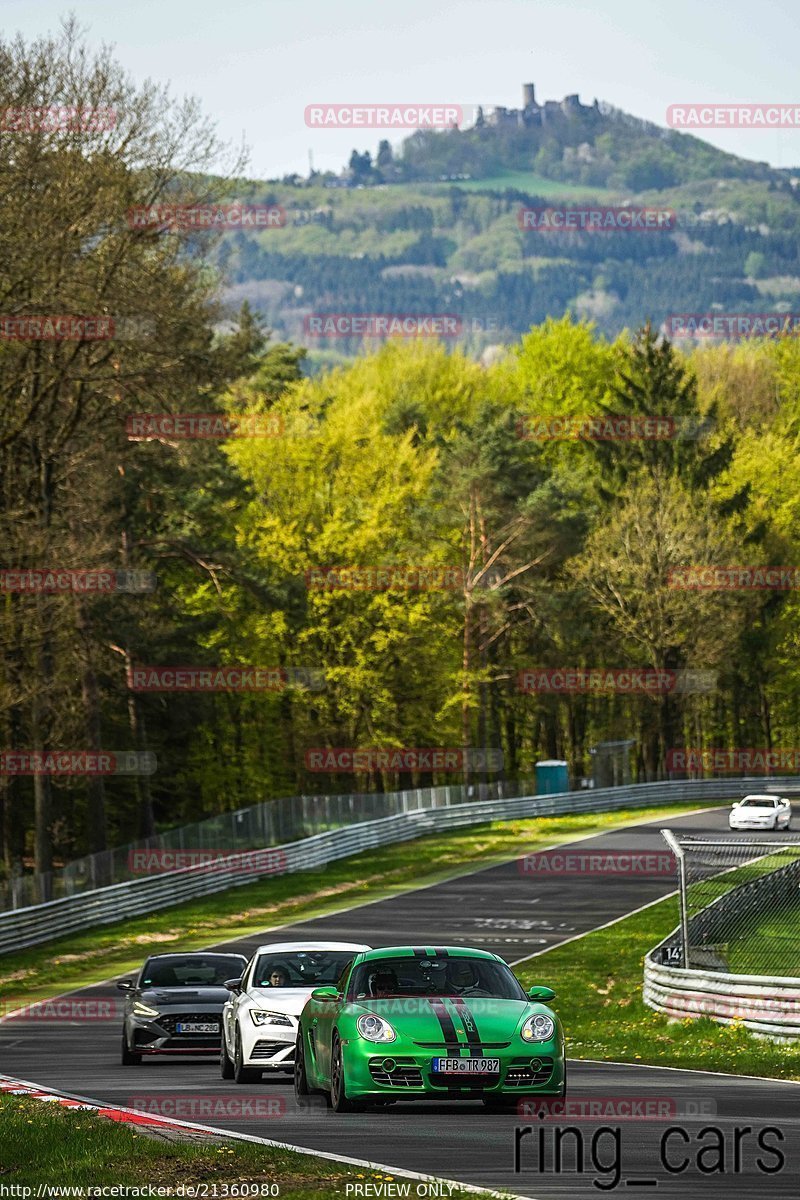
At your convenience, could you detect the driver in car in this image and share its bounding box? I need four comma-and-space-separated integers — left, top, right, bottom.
445, 958, 490, 997
268, 966, 289, 987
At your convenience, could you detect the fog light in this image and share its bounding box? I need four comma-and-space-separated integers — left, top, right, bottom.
529, 1057, 543, 1071
382, 1058, 397, 1073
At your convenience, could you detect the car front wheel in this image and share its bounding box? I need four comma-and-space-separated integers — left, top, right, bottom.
220, 1030, 235, 1079
295, 1031, 327, 1106
330, 1033, 366, 1112
121, 1030, 142, 1066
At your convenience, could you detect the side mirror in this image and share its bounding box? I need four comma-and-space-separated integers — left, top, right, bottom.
224, 977, 243, 993
311, 986, 340, 1002
731, 801, 740, 808
116, 979, 135, 992
527, 985, 556, 1002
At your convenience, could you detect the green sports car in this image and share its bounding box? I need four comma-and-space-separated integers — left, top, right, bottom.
294, 945, 565, 1111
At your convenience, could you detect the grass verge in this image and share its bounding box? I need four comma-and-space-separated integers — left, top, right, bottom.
515, 892, 800, 1080
0, 803, 704, 1012
426, 171, 616, 198
0, 1095, 486, 1195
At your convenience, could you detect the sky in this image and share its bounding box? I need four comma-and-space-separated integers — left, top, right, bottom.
3, 0, 800, 179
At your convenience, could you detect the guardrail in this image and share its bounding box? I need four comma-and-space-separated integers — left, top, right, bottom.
643, 957, 800, 1040
2, 775, 795, 955
644, 825, 800, 1040
1, 778, 535, 911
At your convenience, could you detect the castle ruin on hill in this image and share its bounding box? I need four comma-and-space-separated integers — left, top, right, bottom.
476, 84, 601, 129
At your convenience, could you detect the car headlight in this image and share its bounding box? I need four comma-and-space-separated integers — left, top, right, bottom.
356, 1014, 396, 1043
250, 1010, 293, 1027
521, 1014, 556, 1042
132, 1001, 161, 1018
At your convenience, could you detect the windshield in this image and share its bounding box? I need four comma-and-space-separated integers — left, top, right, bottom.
251, 950, 357, 988
349, 955, 527, 1000
740, 798, 776, 808
140, 955, 244, 987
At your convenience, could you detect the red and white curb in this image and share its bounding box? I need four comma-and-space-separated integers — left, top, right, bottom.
0, 1074, 185, 1129
0, 1073, 526, 1199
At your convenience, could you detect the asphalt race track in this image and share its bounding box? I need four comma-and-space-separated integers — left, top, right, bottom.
2, 806, 800, 1198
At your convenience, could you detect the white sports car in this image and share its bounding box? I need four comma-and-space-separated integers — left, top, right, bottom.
220, 940, 371, 1083
729, 794, 792, 831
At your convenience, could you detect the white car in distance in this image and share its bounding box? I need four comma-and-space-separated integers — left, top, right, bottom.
221, 940, 371, 1083
729, 794, 792, 832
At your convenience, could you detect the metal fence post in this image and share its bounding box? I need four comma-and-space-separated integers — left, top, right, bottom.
661, 828, 688, 969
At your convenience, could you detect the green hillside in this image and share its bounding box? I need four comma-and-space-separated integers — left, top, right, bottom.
207, 87, 800, 356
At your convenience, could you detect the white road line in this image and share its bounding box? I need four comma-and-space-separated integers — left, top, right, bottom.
572, 1057, 800, 1087
509, 890, 679, 966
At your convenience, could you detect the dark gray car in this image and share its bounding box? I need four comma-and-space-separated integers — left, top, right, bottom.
118, 951, 247, 1064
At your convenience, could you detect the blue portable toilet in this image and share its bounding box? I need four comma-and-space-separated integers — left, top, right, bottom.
535, 759, 569, 795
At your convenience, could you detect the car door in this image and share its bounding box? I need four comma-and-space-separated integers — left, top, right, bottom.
779, 798, 792, 827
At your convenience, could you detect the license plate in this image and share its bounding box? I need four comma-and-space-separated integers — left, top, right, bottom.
432, 1057, 500, 1074
176, 1022, 219, 1033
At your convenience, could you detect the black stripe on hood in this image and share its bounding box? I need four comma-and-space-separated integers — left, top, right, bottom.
450, 996, 483, 1058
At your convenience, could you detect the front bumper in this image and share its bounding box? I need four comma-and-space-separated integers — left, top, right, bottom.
128, 1011, 222, 1055
341, 1038, 565, 1099
241, 1016, 297, 1070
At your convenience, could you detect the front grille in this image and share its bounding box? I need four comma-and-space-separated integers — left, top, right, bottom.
251, 1040, 294, 1061
504, 1056, 554, 1086
369, 1057, 424, 1088
158, 1012, 221, 1039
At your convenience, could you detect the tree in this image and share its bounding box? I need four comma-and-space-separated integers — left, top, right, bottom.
0, 17, 242, 885
568, 473, 749, 777
591, 322, 731, 493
